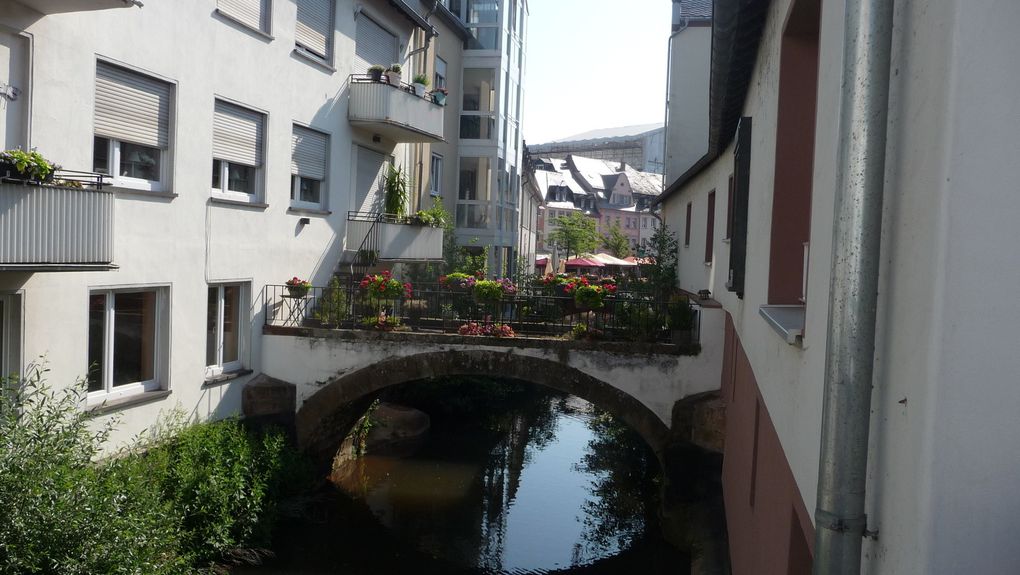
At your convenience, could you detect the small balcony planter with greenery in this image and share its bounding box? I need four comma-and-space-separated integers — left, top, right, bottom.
411, 73, 430, 97
440, 272, 478, 291
285, 277, 312, 298
472, 279, 516, 304
431, 87, 448, 106
566, 278, 616, 311
458, 321, 516, 338
0, 149, 57, 184
360, 270, 411, 300
368, 64, 385, 82
386, 63, 403, 87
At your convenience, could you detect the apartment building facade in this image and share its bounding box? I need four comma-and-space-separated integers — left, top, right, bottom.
0, 0, 526, 446
660, 0, 1020, 573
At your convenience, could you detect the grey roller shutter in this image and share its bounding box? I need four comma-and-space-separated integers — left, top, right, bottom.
354, 15, 397, 74
213, 100, 264, 166
295, 0, 333, 58
355, 146, 387, 213
218, 0, 266, 31
94, 62, 171, 149
291, 125, 328, 180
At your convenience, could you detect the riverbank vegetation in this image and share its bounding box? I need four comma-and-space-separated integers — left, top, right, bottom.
0, 367, 312, 575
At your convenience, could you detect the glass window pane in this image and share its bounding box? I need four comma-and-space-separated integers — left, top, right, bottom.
299, 178, 321, 203
212, 159, 222, 189
459, 116, 496, 140
88, 293, 106, 392
93, 137, 110, 175
467, 0, 497, 23
456, 204, 490, 229
227, 163, 255, 194
458, 157, 491, 201
206, 287, 218, 367
112, 291, 155, 387
466, 27, 498, 50
119, 142, 161, 181
222, 286, 240, 364
462, 68, 496, 112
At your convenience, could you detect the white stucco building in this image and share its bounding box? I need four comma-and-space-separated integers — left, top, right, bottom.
0, 0, 527, 447
659, 0, 1020, 573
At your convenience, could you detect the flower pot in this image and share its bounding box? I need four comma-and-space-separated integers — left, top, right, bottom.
369, 69, 384, 82
433, 92, 447, 106
286, 285, 310, 298
387, 71, 402, 87
413, 83, 427, 97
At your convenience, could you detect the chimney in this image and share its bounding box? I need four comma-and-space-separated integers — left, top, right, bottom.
618, 161, 626, 172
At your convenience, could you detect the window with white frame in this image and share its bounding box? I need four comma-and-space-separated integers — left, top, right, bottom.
295, 0, 334, 62
434, 57, 448, 90
291, 124, 329, 209
87, 287, 169, 401
212, 99, 265, 202
217, 0, 271, 34
206, 283, 245, 377
430, 153, 443, 197
93, 61, 173, 193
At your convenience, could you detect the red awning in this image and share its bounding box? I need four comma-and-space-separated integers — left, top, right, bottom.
564, 257, 605, 268
535, 257, 548, 266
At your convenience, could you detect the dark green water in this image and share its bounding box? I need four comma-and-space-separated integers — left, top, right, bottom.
238, 379, 692, 574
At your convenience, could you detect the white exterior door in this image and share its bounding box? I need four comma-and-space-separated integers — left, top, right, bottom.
0, 29, 29, 150
354, 146, 389, 214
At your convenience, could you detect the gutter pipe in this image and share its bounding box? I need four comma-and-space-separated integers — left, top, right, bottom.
813, 0, 895, 573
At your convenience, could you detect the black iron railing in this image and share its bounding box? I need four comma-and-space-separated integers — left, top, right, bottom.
0, 168, 109, 190
263, 283, 700, 346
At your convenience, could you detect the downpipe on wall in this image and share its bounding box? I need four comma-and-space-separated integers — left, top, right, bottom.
813, 0, 895, 574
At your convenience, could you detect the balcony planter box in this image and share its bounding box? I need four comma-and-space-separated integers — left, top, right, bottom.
0, 161, 53, 184
432, 92, 447, 106
286, 285, 310, 298
413, 83, 427, 97
386, 71, 402, 87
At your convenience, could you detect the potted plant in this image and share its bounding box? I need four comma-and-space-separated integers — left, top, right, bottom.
285, 277, 312, 298
383, 164, 408, 218
368, 64, 385, 82
0, 149, 57, 183
431, 87, 448, 106
359, 270, 411, 301
313, 277, 349, 327
440, 272, 476, 291
386, 63, 403, 87
473, 280, 505, 304
411, 73, 430, 97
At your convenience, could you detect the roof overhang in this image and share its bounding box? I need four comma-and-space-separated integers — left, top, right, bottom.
656, 0, 772, 206
388, 0, 438, 37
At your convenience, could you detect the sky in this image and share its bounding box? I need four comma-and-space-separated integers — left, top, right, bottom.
522, 0, 673, 145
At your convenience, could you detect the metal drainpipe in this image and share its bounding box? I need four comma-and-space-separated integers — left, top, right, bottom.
813, 0, 895, 573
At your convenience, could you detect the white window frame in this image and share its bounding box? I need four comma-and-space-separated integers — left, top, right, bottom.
290, 175, 324, 210
0, 293, 21, 381
94, 137, 166, 193
86, 286, 170, 405
212, 159, 262, 203
206, 283, 247, 378
429, 153, 443, 197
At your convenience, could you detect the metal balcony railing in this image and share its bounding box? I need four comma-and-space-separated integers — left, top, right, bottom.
347, 75, 445, 143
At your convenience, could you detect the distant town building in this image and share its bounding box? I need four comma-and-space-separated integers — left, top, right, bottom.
528, 124, 666, 174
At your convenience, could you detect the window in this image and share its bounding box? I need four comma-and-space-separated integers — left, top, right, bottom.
727, 117, 752, 298
434, 57, 447, 90
87, 287, 169, 401
354, 14, 397, 74
643, 217, 648, 229
93, 61, 173, 193
726, 174, 735, 240
212, 100, 265, 202
206, 284, 245, 377
295, 0, 334, 62
217, 0, 270, 34
430, 153, 443, 197
461, 68, 496, 140
684, 202, 692, 247
705, 191, 716, 264
291, 124, 329, 209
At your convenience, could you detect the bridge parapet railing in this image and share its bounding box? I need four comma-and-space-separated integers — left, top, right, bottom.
263, 283, 700, 346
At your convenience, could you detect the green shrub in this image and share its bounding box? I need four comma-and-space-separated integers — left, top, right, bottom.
0, 368, 190, 575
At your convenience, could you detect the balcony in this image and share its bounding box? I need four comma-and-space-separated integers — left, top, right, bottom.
14, 0, 139, 14
0, 179, 115, 271
347, 77, 445, 143
346, 212, 444, 265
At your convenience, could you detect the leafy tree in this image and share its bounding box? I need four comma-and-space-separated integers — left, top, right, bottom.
548, 211, 601, 259
641, 223, 680, 295
602, 223, 632, 258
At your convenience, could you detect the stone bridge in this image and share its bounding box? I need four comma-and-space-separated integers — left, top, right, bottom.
250, 308, 724, 457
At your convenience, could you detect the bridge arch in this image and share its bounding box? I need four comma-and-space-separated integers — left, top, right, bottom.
295, 349, 671, 458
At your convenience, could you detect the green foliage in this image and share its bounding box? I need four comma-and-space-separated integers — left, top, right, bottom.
383, 165, 409, 218
573, 284, 608, 310
0, 367, 190, 575
602, 222, 632, 258
616, 300, 664, 342
0, 149, 57, 182
548, 212, 601, 259
667, 295, 695, 331
411, 74, 430, 86
387, 63, 403, 74
351, 399, 381, 456
413, 198, 450, 228
472, 279, 504, 303
640, 223, 680, 296
314, 277, 349, 326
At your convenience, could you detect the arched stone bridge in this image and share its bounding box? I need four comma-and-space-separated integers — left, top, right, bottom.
251, 311, 724, 457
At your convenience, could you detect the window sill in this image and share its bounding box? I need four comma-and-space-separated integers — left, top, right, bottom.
704, 261, 712, 267
292, 48, 335, 73
287, 207, 332, 216
113, 187, 178, 201
214, 8, 274, 41
203, 368, 254, 389
209, 196, 269, 210
87, 389, 172, 415
759, 305, 805, 346
722, 238, 731, 244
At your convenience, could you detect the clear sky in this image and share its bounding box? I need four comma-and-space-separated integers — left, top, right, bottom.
522, 0, 673, 145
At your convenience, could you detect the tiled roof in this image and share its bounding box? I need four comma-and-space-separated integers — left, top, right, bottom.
544, 123, 664, 145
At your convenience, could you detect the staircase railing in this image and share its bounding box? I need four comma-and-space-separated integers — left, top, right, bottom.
347, 211, 383, 286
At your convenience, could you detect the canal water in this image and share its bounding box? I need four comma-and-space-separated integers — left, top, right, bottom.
239, 378, 694, 574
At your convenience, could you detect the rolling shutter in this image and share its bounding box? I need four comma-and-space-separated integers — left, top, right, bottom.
291, 125, 328, 180
355, 146, 387, 213
354, 15, 397, 74
94, 62, 171, 149
295, 0, 333, 58
217, 0, 265, 31
213, 100, 264, 167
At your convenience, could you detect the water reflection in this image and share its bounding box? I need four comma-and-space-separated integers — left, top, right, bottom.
240, 378, 688, 574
